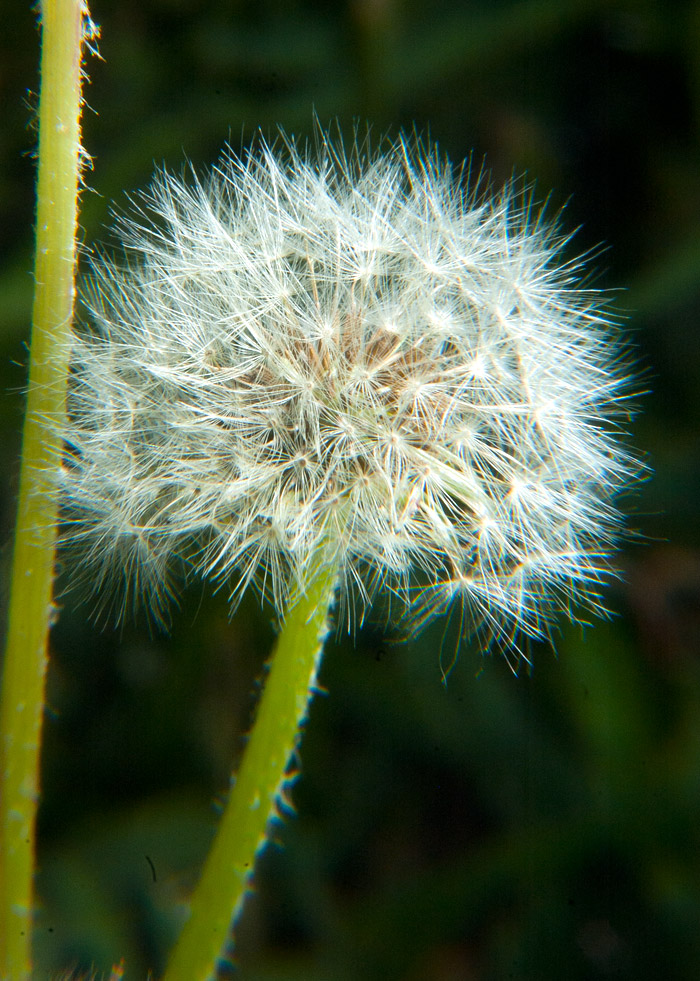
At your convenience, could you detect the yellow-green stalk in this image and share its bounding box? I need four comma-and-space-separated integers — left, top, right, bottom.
0, 2, 93, 977
163, 566, 338, 981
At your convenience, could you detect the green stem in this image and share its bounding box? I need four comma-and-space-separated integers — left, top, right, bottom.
0, 3, 92, 978
162, 566, 338, 981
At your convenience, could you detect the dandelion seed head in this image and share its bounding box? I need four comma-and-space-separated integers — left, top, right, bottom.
61, 126, 641, 654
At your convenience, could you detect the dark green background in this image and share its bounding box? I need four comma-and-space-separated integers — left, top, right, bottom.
2, 1, 699, 978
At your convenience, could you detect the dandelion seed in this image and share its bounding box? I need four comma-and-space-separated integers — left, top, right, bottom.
60, 125, 641, 654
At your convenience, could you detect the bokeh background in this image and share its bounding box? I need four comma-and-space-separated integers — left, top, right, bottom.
2, 0, 700, 978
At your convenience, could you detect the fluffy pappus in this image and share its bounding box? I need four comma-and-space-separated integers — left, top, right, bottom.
59, 125, 641, 656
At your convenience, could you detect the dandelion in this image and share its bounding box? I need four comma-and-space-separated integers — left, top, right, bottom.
57, 125, 643, 977
61, 126, 638, 654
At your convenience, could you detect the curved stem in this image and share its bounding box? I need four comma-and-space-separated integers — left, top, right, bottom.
0, 3, 93, 978
162, 566, 338, 981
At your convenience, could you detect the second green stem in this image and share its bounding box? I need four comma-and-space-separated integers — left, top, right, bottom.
163, 565, 338, 981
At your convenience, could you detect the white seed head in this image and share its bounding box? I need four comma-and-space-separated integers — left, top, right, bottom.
61, 126, 641, 654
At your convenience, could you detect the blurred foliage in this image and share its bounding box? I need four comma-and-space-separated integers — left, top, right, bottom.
2, 0, 700, 978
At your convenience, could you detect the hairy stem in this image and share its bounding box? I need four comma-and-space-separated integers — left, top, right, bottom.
0, 2, 92, 977
162, 567, 337, 981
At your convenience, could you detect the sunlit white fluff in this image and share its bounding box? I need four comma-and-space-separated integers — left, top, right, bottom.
60, 126, 640, 655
